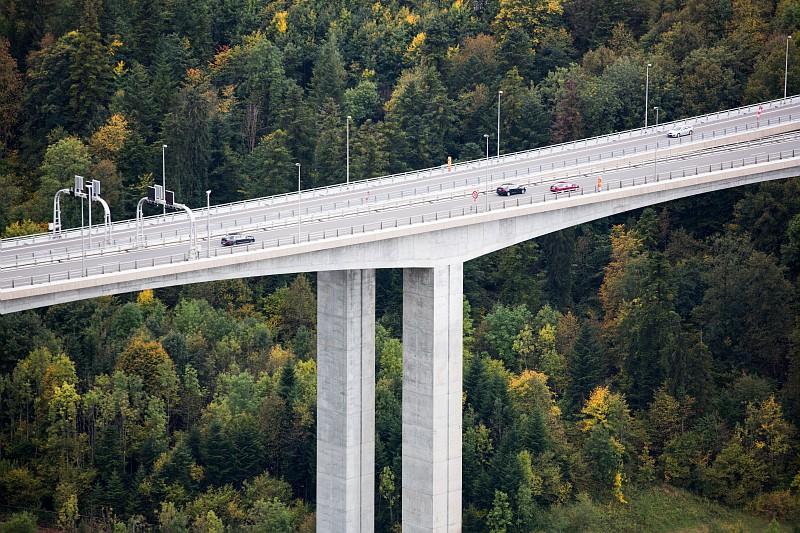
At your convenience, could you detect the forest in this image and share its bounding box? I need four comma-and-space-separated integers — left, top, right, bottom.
1, 0, 800, 531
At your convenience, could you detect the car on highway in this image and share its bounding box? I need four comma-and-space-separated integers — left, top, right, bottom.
549, 181, 581, 194
496, 183, 527, 196
667, 124, 694, 138
221, 233, 255, 246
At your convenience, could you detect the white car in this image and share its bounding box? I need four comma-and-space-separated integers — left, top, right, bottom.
667, 124, 694, 138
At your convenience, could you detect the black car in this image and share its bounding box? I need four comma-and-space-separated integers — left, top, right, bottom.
496, 183, 527, 196
221, 233, 255, 246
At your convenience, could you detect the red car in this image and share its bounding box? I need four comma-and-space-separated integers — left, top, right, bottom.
550, 181, 580, 193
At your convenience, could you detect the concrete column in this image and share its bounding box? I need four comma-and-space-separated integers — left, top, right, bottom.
317, 269, 375, 533
403, 264, 463, 533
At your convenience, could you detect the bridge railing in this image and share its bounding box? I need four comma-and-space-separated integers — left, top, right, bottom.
2, 146, 798, 290
2, 94, 799, 250
3, 110, 799, 270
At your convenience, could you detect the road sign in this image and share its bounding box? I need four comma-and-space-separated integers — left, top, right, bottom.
472, 190, 478, 201
165, 190, 175, 206
91, 179, 100, 199
74, 175, 84, 193
147, 186, 156, 202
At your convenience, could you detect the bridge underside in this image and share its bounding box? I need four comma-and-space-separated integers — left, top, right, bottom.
2, 160, 797, 315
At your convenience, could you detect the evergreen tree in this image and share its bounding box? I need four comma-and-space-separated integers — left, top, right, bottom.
228, 415, 265, 485
105, 470, 127, 515
69, 0, 113, 135
0, 38, 21, 149
241, 130, 295, 197
309, 31, 346, 108
486, 490, 513, 533
384, 63, 454, 171
566, 321, 605, 412
344, 76, 381, 123
130, 0, 167, 66
350, 120, 390, 182
550, 78, 583, 143
541, 228, 576, 309
111, 62, 159, 142
312, 98, 345, 187
160, 74, 214, 204
201, 420, 234, 486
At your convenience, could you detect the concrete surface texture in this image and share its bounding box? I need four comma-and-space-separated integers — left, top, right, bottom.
403, 264, 463, 533
316, 269, 376, 533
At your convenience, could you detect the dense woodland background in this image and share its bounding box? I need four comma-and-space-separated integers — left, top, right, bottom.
1, 0, 800, 531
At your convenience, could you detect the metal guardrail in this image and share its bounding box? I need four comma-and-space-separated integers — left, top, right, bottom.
2, 94, 799, 249
3, 147, 798, 290
4, 112, 799, 269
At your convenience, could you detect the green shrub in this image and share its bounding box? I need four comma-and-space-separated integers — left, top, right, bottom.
0, 512, 38, 533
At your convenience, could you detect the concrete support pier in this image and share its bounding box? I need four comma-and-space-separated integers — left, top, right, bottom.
403, 264, 463, 533
317, 269, 376, 533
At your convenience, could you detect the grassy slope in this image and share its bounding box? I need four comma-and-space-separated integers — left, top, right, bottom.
540, 485, 791, 532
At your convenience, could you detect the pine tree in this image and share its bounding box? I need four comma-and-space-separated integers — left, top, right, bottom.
160, 75, 214, 203
200, 420, 234, 486
312, 99, 345, 187
0, 38, 22, 148
541, 228, 576, 309
550, 78, 583, 143
309, 31, 346, 108
241, 130, 295, 197
131, 0, 167, 66
105, 470, 127, 515
350, 120, 390, 182
112, 62, 159, 142
228, 414, 265, 485
486, 490, 513, 533
566, 321, 605, 412
69, 0, 113, 135
384, 63, 454, 171
465, 354, 487, 415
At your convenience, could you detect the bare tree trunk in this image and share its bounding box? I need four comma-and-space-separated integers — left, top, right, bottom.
244, 101, 260, 153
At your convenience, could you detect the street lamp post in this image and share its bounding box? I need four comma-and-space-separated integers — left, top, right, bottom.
205, 190, 211, 258
296, 163, 301, 243
346, 115, 351, 186
484, 133, 490, 210
786, 35, 793, 100
161, 144, 167, 216
75, 175, 86, 276
645, 63, 652, 129
653, 107, 660, 178
497, 90, 503, 159
81, 191, 85, 275
86, 181, 93, 248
